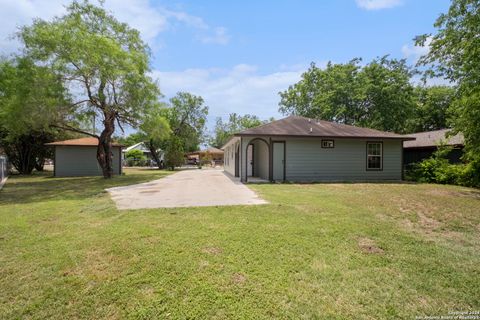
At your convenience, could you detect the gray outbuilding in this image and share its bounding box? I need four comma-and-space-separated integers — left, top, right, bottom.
46, 137, 123, 177
222, 116, 415, 183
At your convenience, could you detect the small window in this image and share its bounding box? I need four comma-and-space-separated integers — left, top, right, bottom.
322, 140, 334, 148
366, 142, 383, 170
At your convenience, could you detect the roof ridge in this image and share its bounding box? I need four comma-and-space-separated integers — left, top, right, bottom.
235, 116, 286, 135
235, 115, 411, 139
409, 128, 452, 135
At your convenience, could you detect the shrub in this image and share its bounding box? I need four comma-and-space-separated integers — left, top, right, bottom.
125, 149, 146, 161
457, 160, 480, 188
411, 146, 479, 188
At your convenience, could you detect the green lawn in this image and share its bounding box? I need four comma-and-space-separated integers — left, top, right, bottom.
1, 169, 479, 319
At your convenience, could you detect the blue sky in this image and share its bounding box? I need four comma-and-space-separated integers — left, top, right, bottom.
0, 0, 451, 133
154, 0, 449, 72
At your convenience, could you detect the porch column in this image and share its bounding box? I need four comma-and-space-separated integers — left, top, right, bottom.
240, 137, 251, 182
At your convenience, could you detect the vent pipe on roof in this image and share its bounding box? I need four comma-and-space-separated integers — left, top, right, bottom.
308, 118, 311, 123
310, 127, 313, 133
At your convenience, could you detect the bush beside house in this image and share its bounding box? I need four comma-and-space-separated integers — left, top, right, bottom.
408, 146, 480, 188
125, 149, 148, 167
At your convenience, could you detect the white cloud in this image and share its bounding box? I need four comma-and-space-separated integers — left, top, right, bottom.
0, 0, 230, 55
152, 64, 304, 124
401, 36, 431, 62
199, 27, 230, 45
355, 0, 403, 10
163, 9, 209, 30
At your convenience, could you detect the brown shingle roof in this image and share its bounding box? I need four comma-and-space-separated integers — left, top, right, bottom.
45, 137, 124, 147
403, 129, 464, 149
235, 116, 413, 140
186, 147, 224, 155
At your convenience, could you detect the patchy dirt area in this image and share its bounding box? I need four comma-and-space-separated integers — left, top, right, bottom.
358, 237, 384, 254
202, 246, 223, 255
232, 273, 247, 284
427, 188, 480, 199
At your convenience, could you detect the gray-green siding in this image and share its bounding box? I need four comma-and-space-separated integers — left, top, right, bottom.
54, 146, 122, 177
284, 138, 402, 181
228, 136, 403, 182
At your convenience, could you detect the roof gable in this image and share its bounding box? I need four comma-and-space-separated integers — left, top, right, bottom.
124, 142, 149, 152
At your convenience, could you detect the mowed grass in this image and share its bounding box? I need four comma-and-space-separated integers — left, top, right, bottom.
0, 169, 479, 319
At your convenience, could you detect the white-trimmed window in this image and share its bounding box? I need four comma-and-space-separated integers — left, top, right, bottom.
366, 142, 382, 170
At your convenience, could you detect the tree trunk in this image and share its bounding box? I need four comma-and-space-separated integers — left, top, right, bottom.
147, 140, 162, 169
96, 112, 115, 179
7, 135, 36, 174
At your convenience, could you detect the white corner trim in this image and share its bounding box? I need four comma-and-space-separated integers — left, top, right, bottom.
0, 177, 7, 190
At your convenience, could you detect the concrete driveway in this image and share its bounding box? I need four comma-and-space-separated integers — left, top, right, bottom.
107, 169, 268, 210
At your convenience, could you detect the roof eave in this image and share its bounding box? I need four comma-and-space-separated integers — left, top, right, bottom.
220, 136, 240, 150
234, 133, 415, 140
403, 143, 464, 149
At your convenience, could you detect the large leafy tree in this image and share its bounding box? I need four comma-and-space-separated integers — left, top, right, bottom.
279, 60, 363, 124
360, 57, 416, 133
163, 92, 208, 152
210, 113, 270, 148
278, 57, 416, 133
19, 1, 159, 178
138, 103, 171, 169
406, 85, 456, 133
164, 136, 184, 170
415, 0, 480, 163
0, 57, 72, 174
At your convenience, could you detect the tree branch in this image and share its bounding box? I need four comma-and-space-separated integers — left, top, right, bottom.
69, 100, 91, 108
51, 124, 99, 138
115, 114, 125, 134
70, 61, 99, 107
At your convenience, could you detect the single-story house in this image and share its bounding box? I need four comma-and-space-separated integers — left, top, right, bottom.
222, 116, 414, 182
403, 129, 464, 166
122, 142, 164, 162
46, 137, 123, 177
122, 142, 151, 160
186, 147, 224, 165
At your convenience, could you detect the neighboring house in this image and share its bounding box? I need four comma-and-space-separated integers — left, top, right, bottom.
186, 147, 224, 165
403, 129, 464, 166
46, 137, 123, 177
122, 142, 164, 162
222, 116, 414, 182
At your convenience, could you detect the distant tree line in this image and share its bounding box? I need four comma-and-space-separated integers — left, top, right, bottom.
278, 57, 455, 134
209, 113, 274, 149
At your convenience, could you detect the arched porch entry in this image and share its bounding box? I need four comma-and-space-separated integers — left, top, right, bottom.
245, 138, 270, 182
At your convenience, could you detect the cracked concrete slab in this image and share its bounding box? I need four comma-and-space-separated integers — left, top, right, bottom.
107, 168, 267, 210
